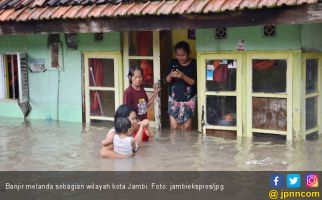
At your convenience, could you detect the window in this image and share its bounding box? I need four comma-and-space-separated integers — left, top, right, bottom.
0, 54, 19, 100
84, 54, 121, 124
305, 58, 320, 134
205, 59, 237, 127
129, 31, 153, 56
206, 96, 236, 126
252, 59, 287, 93
252, 97, 287, 131
0, 53, 29, 102
201, 55, 242, 137
123, 31, 160, 125
251, 58, 288, 135
206, 59, 236, 92
88, 58, 116, 118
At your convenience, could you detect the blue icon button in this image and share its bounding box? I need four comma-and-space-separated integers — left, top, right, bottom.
270, 174, 284, 188
287, 174, 301, 188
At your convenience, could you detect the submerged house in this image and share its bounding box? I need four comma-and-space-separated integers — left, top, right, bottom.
0, 0, 321, 141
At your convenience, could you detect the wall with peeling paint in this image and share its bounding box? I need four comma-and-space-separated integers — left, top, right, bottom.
0, 32, 121, 122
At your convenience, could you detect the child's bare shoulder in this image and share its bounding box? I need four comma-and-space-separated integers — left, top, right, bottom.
106, 128, 116, 140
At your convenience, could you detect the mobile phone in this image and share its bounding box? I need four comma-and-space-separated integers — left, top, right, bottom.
172, 65, 177, 71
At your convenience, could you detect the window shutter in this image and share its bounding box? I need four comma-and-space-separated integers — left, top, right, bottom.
17, 53, 32, 117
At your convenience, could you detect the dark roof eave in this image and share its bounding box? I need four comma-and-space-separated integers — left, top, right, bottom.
0, 3, 322, 35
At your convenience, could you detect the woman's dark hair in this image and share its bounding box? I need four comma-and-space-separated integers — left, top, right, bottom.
115, 117, 131, 134
114, 104, 135, 127
128, 65, 143, 84
174, 41, 190, 55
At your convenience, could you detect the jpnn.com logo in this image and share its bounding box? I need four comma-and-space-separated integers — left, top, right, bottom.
269, 173, 320, 200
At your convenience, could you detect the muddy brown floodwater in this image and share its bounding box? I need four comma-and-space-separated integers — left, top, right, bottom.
0, 118, 321, 171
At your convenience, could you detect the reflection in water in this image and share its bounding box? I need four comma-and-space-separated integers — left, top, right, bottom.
0, 118, 321, 171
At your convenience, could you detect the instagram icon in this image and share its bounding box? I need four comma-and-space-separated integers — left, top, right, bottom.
306, 174, 319, 188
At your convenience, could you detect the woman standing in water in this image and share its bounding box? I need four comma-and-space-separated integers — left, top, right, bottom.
165, 41, 197, 131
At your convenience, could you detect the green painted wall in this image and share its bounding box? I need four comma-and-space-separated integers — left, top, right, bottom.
0, 32, 120, 122
301, 24, 322, 51
1, 24, 321, 123
196, 25, 302, 51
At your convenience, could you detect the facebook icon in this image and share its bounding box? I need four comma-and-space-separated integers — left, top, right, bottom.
270, 174, 284, 188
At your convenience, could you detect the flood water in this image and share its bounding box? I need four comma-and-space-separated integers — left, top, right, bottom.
0, 117, 321, 171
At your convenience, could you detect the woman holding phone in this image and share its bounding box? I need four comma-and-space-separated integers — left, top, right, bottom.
165, 41, 197, 131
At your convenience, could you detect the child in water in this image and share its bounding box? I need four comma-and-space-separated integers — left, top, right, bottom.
100, 104, 151, 158
113, 117, 141, 156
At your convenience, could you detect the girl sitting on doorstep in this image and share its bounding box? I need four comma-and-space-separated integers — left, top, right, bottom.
123, 66, 161, 121
100, 104, 151, 158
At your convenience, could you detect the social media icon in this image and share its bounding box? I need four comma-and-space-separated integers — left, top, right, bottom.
270, 174, 284, 188
306, 173, 319, 188
287, 174, 301, 188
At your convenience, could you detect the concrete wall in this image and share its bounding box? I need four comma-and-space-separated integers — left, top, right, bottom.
0, 32, 120, 122
301, 24, 322, 52
1, 24, 321, 123
196, 25, 302, 51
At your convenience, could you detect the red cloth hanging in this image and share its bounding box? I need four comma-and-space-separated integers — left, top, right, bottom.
213, 60, 228, 83
136, 31, 152, 56
140, 60, 153, 85
253, 60, 276, 71
137, 31, 153, 84
90, 59, 104, 115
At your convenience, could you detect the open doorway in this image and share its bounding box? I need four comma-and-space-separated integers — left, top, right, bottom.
159, 29, 197, 129
160, 31, 172, 128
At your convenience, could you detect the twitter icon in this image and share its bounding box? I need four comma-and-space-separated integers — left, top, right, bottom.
287, 174, 301, 188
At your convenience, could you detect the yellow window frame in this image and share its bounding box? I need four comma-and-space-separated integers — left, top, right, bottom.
83, 51, 123, 123
246, 52, 293, 140
122, 31, 161, 127
197, 52, 243, 138
302, 53, 322, 138
198, 51, 299, 140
